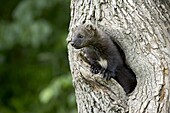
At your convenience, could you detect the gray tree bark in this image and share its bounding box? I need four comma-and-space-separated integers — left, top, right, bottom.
67, 0, 170, 113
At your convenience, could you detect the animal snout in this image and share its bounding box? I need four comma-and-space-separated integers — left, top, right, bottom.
70, 41, 75, 47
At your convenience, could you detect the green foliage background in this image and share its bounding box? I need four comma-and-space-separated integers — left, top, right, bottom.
0, 0, 77, 113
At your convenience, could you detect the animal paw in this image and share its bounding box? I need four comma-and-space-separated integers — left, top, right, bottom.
90, 65, 102, 74
103, 70, 115, 80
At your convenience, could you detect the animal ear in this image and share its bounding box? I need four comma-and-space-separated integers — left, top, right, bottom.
85, 24, 96, 37
86, 24, 96, 31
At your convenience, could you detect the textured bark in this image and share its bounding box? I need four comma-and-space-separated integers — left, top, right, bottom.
67, 0, 170, 113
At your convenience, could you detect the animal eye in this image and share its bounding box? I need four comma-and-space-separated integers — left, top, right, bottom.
78, 34, 84, 39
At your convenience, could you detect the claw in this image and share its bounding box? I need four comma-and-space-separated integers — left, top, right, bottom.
103, 70, 115, 80
99, 68, 105, 74
90, 65, 115, 81
90, 65, 101, 74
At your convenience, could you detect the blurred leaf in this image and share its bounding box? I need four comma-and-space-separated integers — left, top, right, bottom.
0, 0, 75, 113
39, 74, 72, 104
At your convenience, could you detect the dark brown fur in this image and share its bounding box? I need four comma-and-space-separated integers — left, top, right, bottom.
70, 24, 137, 94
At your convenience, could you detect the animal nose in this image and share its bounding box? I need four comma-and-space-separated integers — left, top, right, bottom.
70, 42, 75, 46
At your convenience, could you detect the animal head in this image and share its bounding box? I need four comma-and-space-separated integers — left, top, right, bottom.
70, 24, 97, 49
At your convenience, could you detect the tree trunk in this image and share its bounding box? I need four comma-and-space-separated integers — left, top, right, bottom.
67, 0, 170, 113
